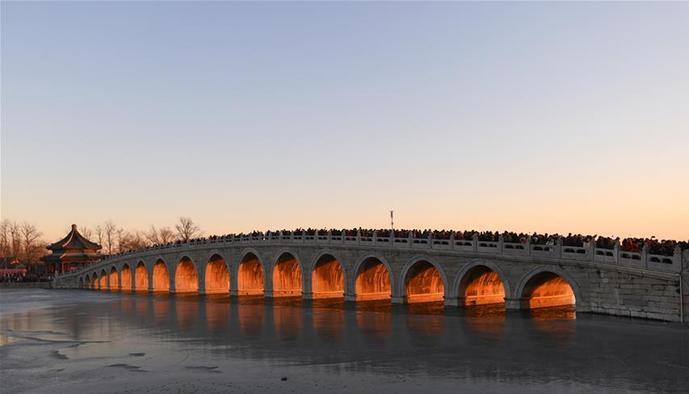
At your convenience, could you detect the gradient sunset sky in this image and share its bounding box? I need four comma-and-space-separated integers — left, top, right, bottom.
1, 2, 688, 241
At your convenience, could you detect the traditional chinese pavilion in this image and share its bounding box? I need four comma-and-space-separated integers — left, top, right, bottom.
42, 224, 102, 274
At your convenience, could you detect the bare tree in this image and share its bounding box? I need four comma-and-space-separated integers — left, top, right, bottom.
80, 226, 93, 240
175, 217, 201, 242
145, 226, 177, 244
158, 227, 176, 243
0, 220, 10, 257
145, 225, 160, 244
9, 221, 21, 258
119, 230, 149, 251
116, 227, 126, 253
102, 221, 118, 255
94, 225, 104, 247
20, 222, 43, 264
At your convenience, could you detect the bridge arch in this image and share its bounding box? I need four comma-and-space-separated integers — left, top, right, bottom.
205, 252, 230, 294
174, 256, 199, 293
454, 261, 510, 307
310, 252, 346, 298
152, 259, 170, 292
134, 261, 148, 291
272, 250, 303, 297
99, 269, 108, 290
108, 266, 119, 290
120, 263, 132, 291
84, 275, 90, 289
93, 272, 99, 289
400, 258, 447, 303
352, 254, 393, 301
238, 250, 264, 295
79, 276, 84, 288
515, 266, 579, 309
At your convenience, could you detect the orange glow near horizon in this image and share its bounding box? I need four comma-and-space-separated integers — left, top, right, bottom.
238, 253, 264, 295
152, 261, 170, 292
355, 258, 391, 301
462, 268, 506, 306
272, 254, 302, 297
405, 261, 444, 303
205, 256, 229, 294
174, 258, 198, 293
311, 255, 344, 298
524, 273, 575, 309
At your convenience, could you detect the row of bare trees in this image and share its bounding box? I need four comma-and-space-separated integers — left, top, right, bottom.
75, 217, 202, 255
0, 220, 45, 264
0, 217, 202, 264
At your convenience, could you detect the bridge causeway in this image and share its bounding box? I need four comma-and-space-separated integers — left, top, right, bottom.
53, 231, 689, 323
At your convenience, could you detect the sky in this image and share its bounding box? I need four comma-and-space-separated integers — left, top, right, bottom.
1, 1, 688, 242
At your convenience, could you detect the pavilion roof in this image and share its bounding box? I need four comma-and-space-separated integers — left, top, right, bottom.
47, 224, 102, 251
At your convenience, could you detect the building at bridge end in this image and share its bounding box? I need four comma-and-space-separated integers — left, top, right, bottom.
42, 224, 102, 274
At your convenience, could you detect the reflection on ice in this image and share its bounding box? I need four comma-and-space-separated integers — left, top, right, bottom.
2, 289, 685, 394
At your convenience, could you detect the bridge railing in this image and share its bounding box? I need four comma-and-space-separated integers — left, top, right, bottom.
57, 230, 687, 281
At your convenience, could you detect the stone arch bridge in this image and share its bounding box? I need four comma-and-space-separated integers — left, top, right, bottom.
54, 232, 689, 322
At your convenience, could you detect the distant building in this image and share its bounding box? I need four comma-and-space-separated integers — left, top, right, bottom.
42, 224, 102, 274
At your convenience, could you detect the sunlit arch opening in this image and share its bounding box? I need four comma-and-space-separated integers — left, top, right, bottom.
152, 260, 170, 292
272, 253, 302, 297
522, 272, 576, 309
99, 270, 107, 290
311, 254, 344, 299
205, 254, 229, 294
355, 257, 391, 301
238, 253, 264, 295
175, 257, 199, 293
404, 260, 444, 303
460, 266, 506, 306
120, 264, 132, 291
93, 272, 99, 289
108, 267, 119, 291
135, 262, 148, 291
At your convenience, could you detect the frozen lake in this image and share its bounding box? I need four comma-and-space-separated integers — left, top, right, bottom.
1, 288, 687, 393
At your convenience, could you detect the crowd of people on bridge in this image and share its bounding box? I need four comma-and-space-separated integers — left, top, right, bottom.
103, 228, 688, 261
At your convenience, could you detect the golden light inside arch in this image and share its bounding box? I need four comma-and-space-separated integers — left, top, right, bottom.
135, 262, 148, 291
238, 253, 264, 295
272, 253, 302, 297
152, 260, 170, 292
355, 257, 391, 301
405, 261, 444, 303
462, 266, 506, 306
311, 254, 344, 299
98, 271, 107, 289
175, 258, 199, 293
205, 255, 229, 294
120, 265, 132, 291
523, 272, 575, 309
108, 268, 119, 291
